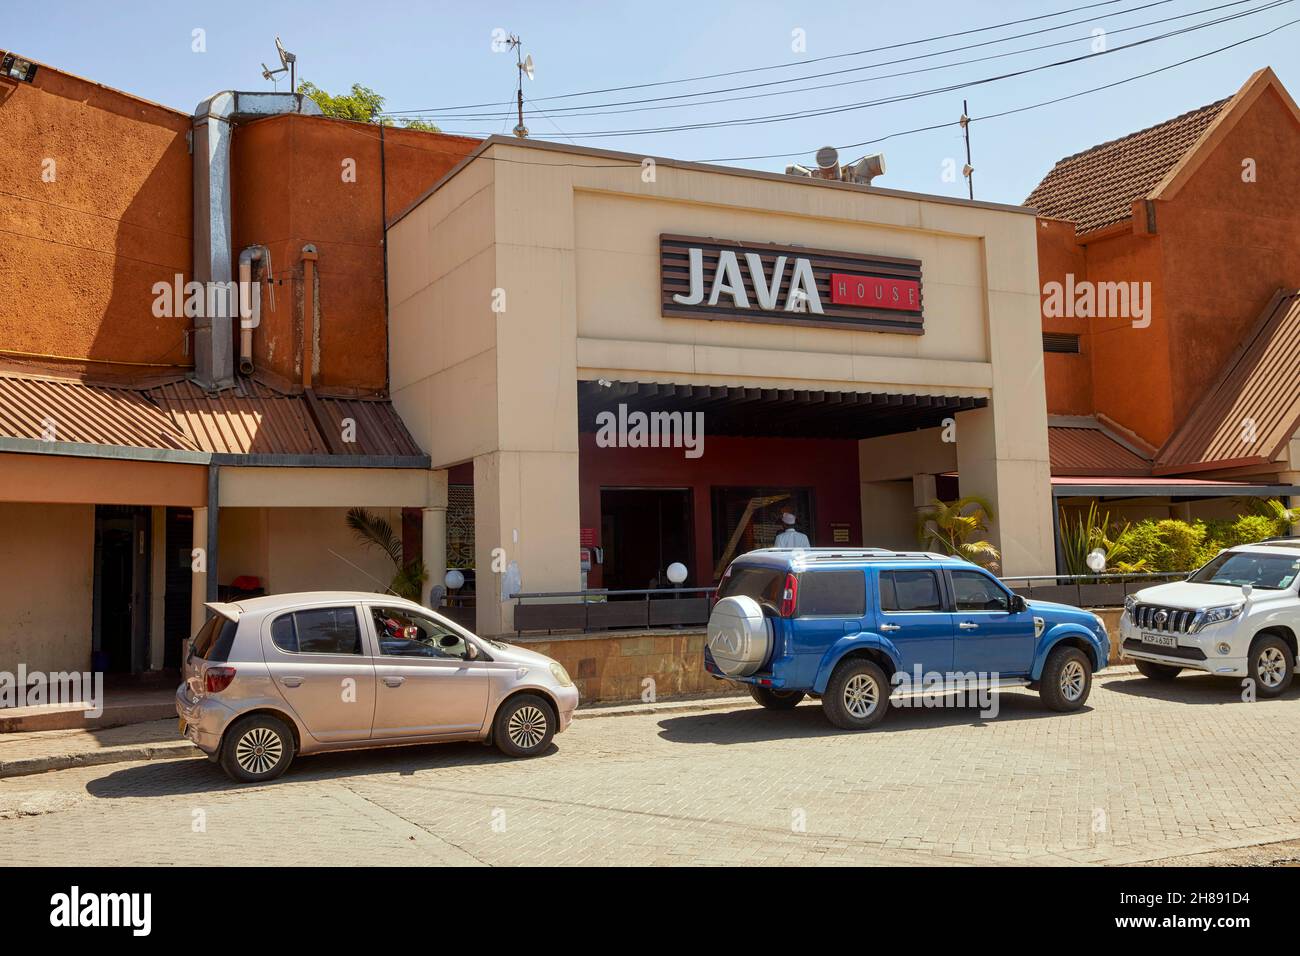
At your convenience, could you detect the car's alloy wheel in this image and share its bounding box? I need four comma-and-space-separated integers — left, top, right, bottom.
234, 726, 284, 775
843, 673, 879, 718
1059, 659, 1086, 702
219, 714, 294, 783
506, 704, 549, 750
822, 658, 890, 729
1256, 646, 1286, 689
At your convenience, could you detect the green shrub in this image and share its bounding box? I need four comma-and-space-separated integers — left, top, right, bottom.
1107, 502, 1295, 573
1221, 514, 1278, 548
1115, 520, 1166, 570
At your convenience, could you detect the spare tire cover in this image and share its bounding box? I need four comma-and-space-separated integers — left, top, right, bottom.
707, 595, 773, 677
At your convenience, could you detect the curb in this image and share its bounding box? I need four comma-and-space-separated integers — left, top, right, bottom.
574, 694, 751, 720
0, 695, 755, 779
0, 741, 200, 780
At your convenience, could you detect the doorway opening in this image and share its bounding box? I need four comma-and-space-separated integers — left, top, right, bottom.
92, 505, 151, 674
599, 488, 694, 592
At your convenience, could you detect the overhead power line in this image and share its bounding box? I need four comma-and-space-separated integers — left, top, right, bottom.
390, 0, 1254, 124
442, 0, 1290, 140
379, 10, 1299, 177
696, 12, 1300, 163
382, 0, 1147, 114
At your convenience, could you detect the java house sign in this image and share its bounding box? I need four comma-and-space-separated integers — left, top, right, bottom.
660, 234, 924, 334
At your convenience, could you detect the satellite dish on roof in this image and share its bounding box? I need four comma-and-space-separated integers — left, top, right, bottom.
522, 53, 535, 81
275, 36, 296, 67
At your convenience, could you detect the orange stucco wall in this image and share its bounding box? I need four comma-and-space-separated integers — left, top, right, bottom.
231, 115, 477, 392
0, 64, 477, 395
0, 66, 192, 380
1036, 217, 1092, 415
1036, 81, 1300, 449
1155, 85, 1300, 428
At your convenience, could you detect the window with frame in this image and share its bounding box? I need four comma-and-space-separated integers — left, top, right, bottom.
797, 570, 866, 617
878, 570, 943, 612
370, 606, 471, 659
270, 607, 362, 655
717, 565, 786, 612
950, 569, 1012, 612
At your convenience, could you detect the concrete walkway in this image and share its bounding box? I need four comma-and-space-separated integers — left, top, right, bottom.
0, 693, 754, 779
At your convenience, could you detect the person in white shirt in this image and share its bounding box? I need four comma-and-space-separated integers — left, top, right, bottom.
774, 511, 811, 548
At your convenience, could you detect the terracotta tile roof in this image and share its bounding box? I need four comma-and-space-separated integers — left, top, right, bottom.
1048, 418, 1152, 476
0, 373, 425, 460
1155, 290, 1300, 474
1025, 98, 1229, 234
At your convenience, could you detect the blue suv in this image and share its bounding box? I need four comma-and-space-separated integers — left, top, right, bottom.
703, 549, 1109, 729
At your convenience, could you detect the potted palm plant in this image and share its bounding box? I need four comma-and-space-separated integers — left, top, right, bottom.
914, 496, 1001, 572
345, 507, 428, 602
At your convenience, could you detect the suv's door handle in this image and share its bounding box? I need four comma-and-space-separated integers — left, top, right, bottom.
382, 676, 405, 687
880, 623, 901, 632
280, 676, 304, 687
958, 622, 979, 630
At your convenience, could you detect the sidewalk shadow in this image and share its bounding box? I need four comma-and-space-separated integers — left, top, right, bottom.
656, 692, 1091, 746
1102, 671, 1300, 705
84, 739, 557, 799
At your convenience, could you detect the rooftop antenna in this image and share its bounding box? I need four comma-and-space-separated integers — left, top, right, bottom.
959, 99, 974, 200
260, 36, 297, 92
506, 34, 534, 138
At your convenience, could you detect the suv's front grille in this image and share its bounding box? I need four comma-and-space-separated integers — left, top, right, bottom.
1122, 638, 1207, 661
1132, 604, 1197, 633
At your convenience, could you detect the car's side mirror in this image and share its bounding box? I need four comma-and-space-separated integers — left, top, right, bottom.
1011, 594, 1028, 613
465, 642, 479, 660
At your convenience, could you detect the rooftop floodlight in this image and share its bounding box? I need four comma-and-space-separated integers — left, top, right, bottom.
1, 53, 38, 83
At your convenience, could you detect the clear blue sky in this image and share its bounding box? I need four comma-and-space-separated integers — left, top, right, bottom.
4, 0, 1298, 204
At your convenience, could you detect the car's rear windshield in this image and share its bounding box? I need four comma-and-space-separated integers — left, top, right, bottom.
191, 614, 239, 662
797, 569, 866, 616
1189, 551, 1300, 590
718, 565, 785, 611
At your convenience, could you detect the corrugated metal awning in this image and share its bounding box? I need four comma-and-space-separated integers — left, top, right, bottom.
0, 372, 426, 462
1155, 291, 1300, 475
1047, 417, 1152, 477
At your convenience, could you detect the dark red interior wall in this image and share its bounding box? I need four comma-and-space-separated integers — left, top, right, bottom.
578, 433, 862, 587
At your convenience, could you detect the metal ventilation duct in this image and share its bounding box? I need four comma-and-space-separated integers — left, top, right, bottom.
191, 91, 321, 390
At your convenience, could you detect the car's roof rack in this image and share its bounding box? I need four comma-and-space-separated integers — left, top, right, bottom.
747, 547, 953, 562
1255, 537, 1300, 547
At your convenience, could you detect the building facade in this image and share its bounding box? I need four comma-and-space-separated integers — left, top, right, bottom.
1029, 67, 1300, 531
387, 137, 1058, 635
0, 57, 478, 674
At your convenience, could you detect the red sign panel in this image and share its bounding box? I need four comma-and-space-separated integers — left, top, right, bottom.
830, 273, 921, 312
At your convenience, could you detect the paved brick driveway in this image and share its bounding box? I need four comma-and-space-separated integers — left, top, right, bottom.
4, 669, 1300, 866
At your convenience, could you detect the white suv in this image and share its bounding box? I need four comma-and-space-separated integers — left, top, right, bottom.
1120, 540, 1300, 697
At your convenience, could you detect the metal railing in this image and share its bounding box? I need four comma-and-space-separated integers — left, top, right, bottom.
510, 571, 1193, 633
1000, 571, 1188, 607
512, 587, 715, 634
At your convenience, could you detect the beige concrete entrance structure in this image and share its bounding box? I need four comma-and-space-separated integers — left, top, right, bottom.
387, 137, 1055, 636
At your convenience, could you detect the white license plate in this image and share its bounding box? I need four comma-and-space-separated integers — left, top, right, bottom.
1142, 631, 1178, 649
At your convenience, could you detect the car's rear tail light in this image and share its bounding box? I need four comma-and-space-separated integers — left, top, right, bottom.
778, 572, 799, 617
714, 565, 733, 604
205, 666, 237, 693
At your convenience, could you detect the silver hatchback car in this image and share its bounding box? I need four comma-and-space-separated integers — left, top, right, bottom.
176, 592, 579, 782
